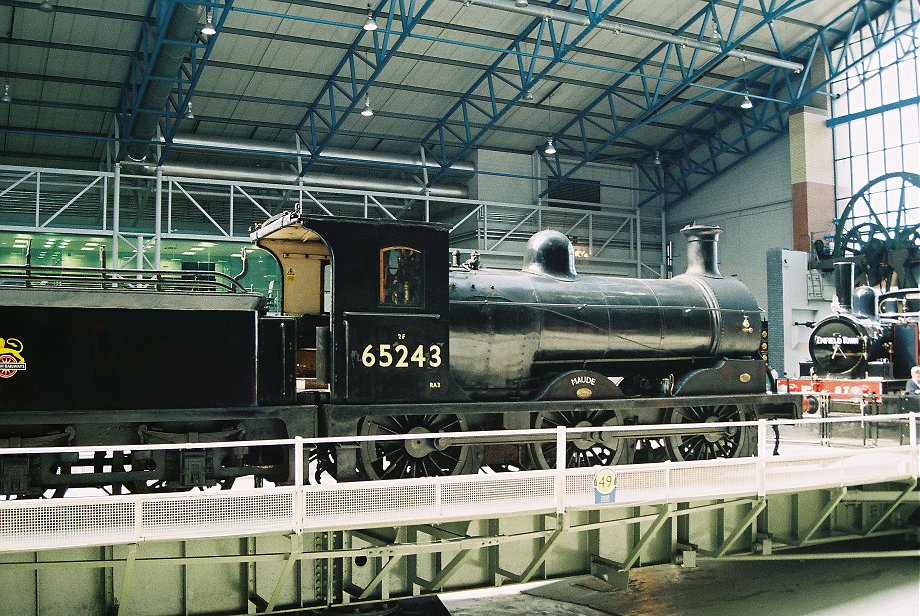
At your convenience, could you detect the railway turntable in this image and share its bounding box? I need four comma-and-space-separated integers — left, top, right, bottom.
0, 415, 917, 615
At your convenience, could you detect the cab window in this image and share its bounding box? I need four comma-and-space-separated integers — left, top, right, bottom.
380, 246, 424, 307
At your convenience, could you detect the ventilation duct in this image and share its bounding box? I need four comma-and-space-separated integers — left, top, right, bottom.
125, 5, 201, 161
142, 163, 469, 199
166, 135, 476, 174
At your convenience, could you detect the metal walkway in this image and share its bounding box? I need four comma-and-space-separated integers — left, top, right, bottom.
1, 415, 918, 615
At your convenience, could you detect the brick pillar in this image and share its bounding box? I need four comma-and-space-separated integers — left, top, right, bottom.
789, 107, 836, 252
789, 52, 836, 253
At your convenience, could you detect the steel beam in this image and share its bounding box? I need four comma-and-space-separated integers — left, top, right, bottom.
643, 0, 920, 209
826, 94, 920, 127
0, 11, 767, 111
423, 0, 626, 185
449, 0, 803, 71
117, 0, 233, 164
705, 498, 767, 559
295, 0, 437, 175
541, 0, 811, 194
0, 486, 916, 613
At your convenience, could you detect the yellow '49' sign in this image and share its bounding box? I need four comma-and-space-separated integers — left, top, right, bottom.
593, 468, 617, 504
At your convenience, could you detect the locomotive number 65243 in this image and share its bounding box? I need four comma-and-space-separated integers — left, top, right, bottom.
359, 341, 443, 368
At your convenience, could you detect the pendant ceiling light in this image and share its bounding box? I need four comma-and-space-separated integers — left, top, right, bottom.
363, 4, 378, 31
360, 96, 374, 117
201, 9, 217, 36
544, 137, 556, 156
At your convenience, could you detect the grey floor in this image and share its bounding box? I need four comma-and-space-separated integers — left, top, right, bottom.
440, 556, 920, 615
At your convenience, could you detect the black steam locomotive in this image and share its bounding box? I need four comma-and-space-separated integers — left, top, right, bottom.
782, 261, 920, 410
0, 213, 800, 495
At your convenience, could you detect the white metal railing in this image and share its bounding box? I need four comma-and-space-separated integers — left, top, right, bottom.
0, 166, 111, 231
0, 414, 916, 553
0, 164, 664, 275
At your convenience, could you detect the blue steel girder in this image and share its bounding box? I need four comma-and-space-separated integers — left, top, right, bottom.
295, 0, 436, 176
118, 0, 232, 163
159, 1, 233, 164
423, 0, 628, 186
541, 0, 812, 195
643, 0, 919, 209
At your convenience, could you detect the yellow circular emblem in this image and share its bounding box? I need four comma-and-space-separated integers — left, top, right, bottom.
739, 372, 751, 383
576, 387, 593, 399
593, 469, 616, 495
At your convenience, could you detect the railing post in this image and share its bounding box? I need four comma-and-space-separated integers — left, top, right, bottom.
102, 175, 108, 232
664, 459, 671, 500
555, 425, 566, 514
420, 145, 430, 222
910, 412, 918, 479
293, 436, 305, 535
294, 436, 304, 489
134, 499, 144, 543
757, 419, 768, 497
35, 170, 41, 227
113, 164, 121, 270
482, 204, 488, 251
154, 166, 162, 269
436, 473, 443, 516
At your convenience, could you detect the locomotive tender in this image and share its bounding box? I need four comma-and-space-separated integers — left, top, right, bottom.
0, 213, 800, 495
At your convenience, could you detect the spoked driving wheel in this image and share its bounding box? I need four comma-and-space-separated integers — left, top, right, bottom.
358, 413, 481, 480
530, 408, 632, 470
664, 404, 754, 462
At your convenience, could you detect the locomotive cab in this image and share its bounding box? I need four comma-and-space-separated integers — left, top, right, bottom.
251, 216, 332, 391
252, 212, 465, 404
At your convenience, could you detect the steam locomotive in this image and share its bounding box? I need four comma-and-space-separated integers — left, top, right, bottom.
0, 213, 800, 495
780, 261, 920, 413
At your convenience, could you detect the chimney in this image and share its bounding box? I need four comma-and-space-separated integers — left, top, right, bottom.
834, 261, 854, 311
681, 224, 722, 278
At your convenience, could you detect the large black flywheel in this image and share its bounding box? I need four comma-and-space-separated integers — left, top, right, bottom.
530, 408, 633, 470
664, 404, 755, 462
831, 172, 920, 288
358, 413, 482, 480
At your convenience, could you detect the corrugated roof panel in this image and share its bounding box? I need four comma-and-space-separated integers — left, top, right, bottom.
0, 0, 890, 179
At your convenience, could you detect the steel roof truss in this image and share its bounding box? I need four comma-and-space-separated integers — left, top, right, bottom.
541, 0, 806, 194
644, 0, 918, 209
295, 0, 437, 175
423, 0, 626, 183
118, 0, 233, 164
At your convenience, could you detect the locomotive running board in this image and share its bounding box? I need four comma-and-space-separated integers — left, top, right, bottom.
326, 393, 802, 423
